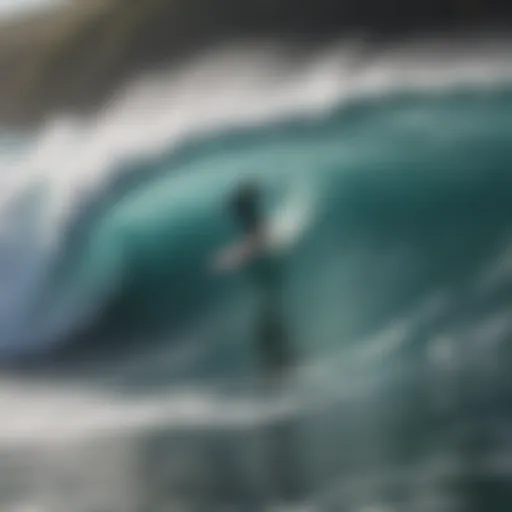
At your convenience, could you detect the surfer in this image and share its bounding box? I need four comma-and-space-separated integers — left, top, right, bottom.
212, 181, 295, 383
211, 181, 308, 505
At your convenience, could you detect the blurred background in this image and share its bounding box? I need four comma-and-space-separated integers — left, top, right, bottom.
1, 0, 512, 510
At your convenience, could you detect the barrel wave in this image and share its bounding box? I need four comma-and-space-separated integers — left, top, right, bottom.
10, 85, 512, 372
1, 38, 512, 511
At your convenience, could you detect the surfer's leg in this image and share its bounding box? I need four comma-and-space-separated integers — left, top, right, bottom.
259, 313, 295, 382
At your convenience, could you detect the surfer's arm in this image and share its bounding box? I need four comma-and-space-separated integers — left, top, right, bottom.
210, 236, 263, 273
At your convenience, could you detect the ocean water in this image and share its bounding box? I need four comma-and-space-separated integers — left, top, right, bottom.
1, 36, 512, 511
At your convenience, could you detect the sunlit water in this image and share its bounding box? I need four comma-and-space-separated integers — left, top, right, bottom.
1, 35, 512, 511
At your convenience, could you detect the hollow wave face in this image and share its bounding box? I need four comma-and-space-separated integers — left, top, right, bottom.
1, 37, 512, 380
1, 36, 512, 511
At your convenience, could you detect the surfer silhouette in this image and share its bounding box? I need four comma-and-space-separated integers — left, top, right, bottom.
212, 181, 295, 383
212, 181, 307, 505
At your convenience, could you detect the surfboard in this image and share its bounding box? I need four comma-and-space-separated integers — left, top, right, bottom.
267, 184, 314, 253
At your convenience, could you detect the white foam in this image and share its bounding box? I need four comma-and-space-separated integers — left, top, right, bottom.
0, 379, 297, 447
0, 0, 63, 20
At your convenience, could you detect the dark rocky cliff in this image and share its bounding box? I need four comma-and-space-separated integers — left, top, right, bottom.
0, 0, 510, 126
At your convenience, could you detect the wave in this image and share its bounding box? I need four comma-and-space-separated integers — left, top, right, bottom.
1, 36, 512, 381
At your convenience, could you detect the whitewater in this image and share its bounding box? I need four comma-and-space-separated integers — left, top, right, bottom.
1, 33, 512, 510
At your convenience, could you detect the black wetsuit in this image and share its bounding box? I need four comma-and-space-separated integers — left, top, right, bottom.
244, 251, 294, 379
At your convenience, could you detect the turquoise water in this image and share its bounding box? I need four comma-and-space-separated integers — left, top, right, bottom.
27, 87, 512, 374
2, 71, 512, 510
